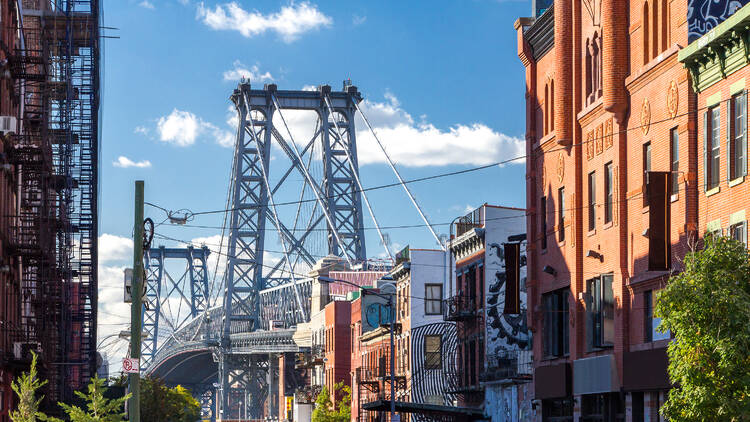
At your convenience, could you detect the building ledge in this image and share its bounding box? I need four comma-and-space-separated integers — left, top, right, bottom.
362, 400, 484, 418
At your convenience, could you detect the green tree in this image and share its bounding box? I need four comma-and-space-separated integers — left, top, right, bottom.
654, 235, 750, 421
10, 351, 48, 422
311, 382, 351, 422
46, 376, 129, 422
139, 377, 199, 422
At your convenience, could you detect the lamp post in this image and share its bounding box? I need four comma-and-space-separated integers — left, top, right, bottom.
318, 276, 397, 421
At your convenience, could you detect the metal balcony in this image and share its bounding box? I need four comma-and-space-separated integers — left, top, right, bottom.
480, 349, 533, 382
443, 295, 478, 321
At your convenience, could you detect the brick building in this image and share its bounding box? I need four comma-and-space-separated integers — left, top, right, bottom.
445, 204, 532, 421
515, 0, 749, 420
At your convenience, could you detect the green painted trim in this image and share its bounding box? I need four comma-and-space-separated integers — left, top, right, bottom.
706, 92, 722, 107
680, 3, 750, 62
706, 219, 722, 233
730, 78, 746, 95
730, 210, 746, 225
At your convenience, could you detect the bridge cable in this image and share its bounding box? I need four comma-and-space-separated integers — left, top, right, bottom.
324, 95, 394, 261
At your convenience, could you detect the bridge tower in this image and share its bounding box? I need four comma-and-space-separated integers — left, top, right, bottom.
220, 83, 368, 418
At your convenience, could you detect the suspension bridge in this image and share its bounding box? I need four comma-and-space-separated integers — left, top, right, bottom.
138, 82, 443, 421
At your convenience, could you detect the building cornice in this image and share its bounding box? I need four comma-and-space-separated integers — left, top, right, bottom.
450, 228, 485, 261
524, 5, 554, 61
679, 3, 750, 92
390, 262, 411, 281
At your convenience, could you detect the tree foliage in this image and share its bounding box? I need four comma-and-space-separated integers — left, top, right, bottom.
311, 382, 351, 422
10, 351, 48, 422
46, 376, 129, 422
139, 377, 200, 422
654, 235, 750, 421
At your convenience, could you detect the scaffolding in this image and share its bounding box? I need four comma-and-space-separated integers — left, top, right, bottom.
5, 0, 99, 408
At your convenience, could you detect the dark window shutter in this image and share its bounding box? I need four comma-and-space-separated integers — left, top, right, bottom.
703, 110, 709, 190
503, 243, 521, 314
585, 283, 594, 352
743, 91, 748, 176
728, 99, 733, 181
648, 171, 672, 271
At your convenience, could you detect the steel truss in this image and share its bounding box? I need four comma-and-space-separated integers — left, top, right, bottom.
142, 246, 211, 369
218, 83, 368, 419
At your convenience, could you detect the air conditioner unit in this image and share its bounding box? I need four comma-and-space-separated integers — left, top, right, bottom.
0, 116, 17, 135
13, 342, 41, 360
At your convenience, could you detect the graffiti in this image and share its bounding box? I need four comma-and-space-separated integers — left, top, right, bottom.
486, 243, 531, 356
688, 0, 749, 42
365, 302, 392, 329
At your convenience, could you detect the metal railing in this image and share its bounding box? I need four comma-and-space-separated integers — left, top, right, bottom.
481, 349, 533, 382
443, 295, 478, 321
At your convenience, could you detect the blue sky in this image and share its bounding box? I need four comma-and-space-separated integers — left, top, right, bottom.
97, 0, 531, 370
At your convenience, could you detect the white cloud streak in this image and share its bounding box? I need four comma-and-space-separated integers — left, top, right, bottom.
113, 156, 152, 168
197, 1, 332, 43
270, 92, 525, 167
139, 0, 155, 9
223, 61, 274, 83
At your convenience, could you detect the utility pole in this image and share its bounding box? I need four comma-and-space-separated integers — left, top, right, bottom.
389, 295, 397, 421
130, 180, 144, 422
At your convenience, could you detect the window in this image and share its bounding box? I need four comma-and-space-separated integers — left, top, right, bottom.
731, 92, 747, 181
544, 84, 549, 135
425, 284, 442, 315
730, 221, 748, 247
588, 171, 596, 231
605, 162, 613, 223
643, 142, 652, 206
645, 290, 670, 342
671, 128, 679, 194
542, 289, 569, 358
706, 106, 721, 190
586, 274, 614, 350
550, 80, 555, 131
558, 187, 565, 242
540, 196, 548, 249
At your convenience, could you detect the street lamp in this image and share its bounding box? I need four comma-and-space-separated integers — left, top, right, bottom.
318, 275, 398, 421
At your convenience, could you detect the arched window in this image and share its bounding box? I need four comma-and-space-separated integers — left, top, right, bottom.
651, 0, 659, 60
643, 2, 650, 65
550, 80, 555, 131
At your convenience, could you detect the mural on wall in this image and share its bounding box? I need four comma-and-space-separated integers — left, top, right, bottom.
485, 384, 535, 422
485, 243, 531, 357
409, 322, 459, 422
688, 0, 749, 42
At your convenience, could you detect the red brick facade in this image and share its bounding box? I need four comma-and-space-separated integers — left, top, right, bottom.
515, 0, 719, 419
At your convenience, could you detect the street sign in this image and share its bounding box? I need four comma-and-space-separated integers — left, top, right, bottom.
122, 358, 139, 374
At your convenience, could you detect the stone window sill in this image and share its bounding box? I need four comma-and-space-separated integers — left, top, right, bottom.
671, 193, 679, 203
729, 176, 745, 187
587, 229, 596, 237
706, 186, 721, 197
603, 221, 613, 230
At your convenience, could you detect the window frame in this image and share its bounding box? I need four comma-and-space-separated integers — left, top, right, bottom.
643, 141, 652, 206
670, 128, 679, 195
424, 335, 442, 370
708, 106, 721, 190
586, 274, 615, 350
588, 171, 596, 231
731, 92, 747, 181
604, 162, 613, 224
542, 288, 570, 358
730, 221, 748, 247
540, 196, 548, 250
558, 186, 565, 242
424, 283, 443, 315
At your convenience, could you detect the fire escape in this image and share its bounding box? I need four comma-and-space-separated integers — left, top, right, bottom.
3, 0, 99, 408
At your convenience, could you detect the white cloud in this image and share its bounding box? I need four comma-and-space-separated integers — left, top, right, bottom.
157, 109, 201, 146
270, 92, 525, 167
352, 14, 366, 26
139, 0, 155, 9
197, 1, 333, 43
223, 60, 274, 83
113, 156, 152, 168
99, 234, 133, 263
156, 108, 233, 148
134, 125, 149, 135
